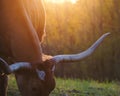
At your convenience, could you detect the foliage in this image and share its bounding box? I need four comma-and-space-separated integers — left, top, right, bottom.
42, 0, 120, 80
7, 76, 120, 96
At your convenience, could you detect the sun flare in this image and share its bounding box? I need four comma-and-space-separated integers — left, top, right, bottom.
45, 0, 77, 4
70, 0, 77, 4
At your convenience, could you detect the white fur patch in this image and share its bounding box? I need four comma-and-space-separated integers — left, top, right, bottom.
36, 69, 46, 80
52, 65, 55, 72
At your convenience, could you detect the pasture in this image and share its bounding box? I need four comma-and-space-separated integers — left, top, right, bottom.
8, 75, 120, 96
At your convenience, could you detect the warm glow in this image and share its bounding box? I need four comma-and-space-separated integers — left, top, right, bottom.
45, 0, 77, 4
70, 0, 77, 4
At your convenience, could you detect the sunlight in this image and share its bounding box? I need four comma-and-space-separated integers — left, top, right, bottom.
70, 0, 77, 4
45, 0, 77, 4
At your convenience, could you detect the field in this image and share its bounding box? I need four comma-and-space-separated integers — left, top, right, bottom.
7, 75, 120, 96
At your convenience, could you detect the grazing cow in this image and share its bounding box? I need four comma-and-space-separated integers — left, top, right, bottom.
0, 0, 110, 96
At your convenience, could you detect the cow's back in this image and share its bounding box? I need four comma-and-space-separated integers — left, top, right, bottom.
0, 0, 45, 63
0, 0, 13, 57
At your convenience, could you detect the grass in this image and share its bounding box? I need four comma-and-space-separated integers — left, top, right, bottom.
7, 76, 21, 96
8, 76, 120, 96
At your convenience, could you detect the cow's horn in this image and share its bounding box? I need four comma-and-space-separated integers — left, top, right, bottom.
9, 62, 32, 72
51, 32, 110, 63
0, 58, 32, 74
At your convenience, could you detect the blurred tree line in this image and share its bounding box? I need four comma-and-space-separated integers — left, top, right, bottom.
43, 0, 120, 81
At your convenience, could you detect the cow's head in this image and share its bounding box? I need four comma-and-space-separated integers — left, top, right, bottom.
0, 32, 110, 96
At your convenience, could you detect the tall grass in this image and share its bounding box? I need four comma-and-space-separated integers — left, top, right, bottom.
51, 78, 120, 96
8, 76, 120, 96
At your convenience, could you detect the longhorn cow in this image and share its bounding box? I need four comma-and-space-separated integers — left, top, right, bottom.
0, 0, 110, 96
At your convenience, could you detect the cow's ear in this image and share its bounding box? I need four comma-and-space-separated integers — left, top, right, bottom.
0, 58, 12, 75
